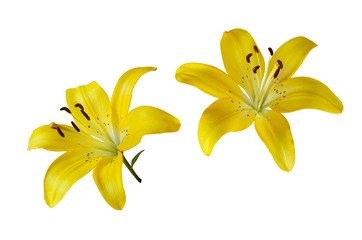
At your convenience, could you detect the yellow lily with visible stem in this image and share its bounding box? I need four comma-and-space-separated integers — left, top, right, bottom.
28, 67, 180, 210
176, 28, 343, 172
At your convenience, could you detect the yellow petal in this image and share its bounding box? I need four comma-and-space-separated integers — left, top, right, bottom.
265, 77, 343, 113
117, 106, 181, 151
44, 149, 102, 207
266, 37, 317, 84
220, 28, 265, 99
254, 110, 295, 172
66, 81, 114, 145
28, 123, 103, 151
93, 153, 126, 210
175, 63, 250, 104
111, 67, 157, 129
198, 98, 255, 156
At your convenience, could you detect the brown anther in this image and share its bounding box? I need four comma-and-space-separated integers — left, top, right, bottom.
74, 103, 84, 110
81, 110, 90, 120
71, 121, 80, 132
252, 66, 260, 73
57, 127, 65, 137
274, 67, 281, 78
246, 53, 253, 63
268, 47, 274, 56
253, 45, 259, 53
60, 107, 71, 114
277, 59, 283, 69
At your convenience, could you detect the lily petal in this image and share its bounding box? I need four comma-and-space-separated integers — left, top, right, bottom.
220, 28, 265, 99
175, 63, 250, 104
66, 81, 114, 144
266, 37, 317, 84
111, 67, 157, 130
254, 110, 295, 172
93, 153, 126, 210
44, 149, 102, 207
265, 77, 343, 113
198, 98, 255, 156
28, 123, 103, 151
117, 106, 181, 151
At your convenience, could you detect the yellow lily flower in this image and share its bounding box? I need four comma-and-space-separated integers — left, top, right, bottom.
28, 67, 180, 210
175, 28, 342, 172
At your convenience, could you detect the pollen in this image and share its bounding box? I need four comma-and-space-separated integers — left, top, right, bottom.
71, 121, 80, 132
252, 66, 260, 73
74, 103, 84, 110
50, 122, 65, 138
81, 110, 91, 120
246, 53, 252, 63
60, 107, 71, 114
57, 127, 65, 138
274, 67, 281, 78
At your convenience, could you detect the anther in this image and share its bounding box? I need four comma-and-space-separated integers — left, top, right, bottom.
246, 53, 253, 63
252, 66, 260, 73
268, 47, 274, 56
81, 110, 90, 120
277, 59, 283, 69
71, 121, 80, 132
60, 107, 71, 114
253, 45, 259, 53
75, 103, 84, 110
57, 127, 65, 137
274, 67, 281, 78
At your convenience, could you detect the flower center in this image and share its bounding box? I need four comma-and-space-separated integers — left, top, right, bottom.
57, 104, 119, 153
244, 48, 284, 112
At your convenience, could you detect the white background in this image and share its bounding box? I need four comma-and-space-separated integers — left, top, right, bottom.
0, 0, 361, 239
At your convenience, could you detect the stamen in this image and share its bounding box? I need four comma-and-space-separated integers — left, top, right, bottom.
274, 67, 281, 78
60, 107, 71, 114
75, 103, 84, 110
57, 127, 65, 137
71, 121, 80, 132
277, 59, 283, 69
253, 45, 259, 53
246, 53, 253, 63
268, 47, 274, 56
252, 66, 260, 73
81, 110, 90, 120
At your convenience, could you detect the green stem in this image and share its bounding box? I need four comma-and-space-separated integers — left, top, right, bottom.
122, 153, 142, 183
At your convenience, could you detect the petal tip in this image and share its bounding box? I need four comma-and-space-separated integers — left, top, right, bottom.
27, 142, 35, 150
200, 142, 213, 156
175, 63, 190, 78
336, 101, 344, 113
283, 166, 294, 172
110, 202, 126, 211
174, 118, 181, 131
279, 160, 295, 172
45, 198, 57, 208
298, 36, 318, 48
201, 148, 212, 156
